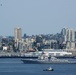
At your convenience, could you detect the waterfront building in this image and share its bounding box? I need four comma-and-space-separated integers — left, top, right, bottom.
39, 49, 72, 57
3, 46, 8, 50
43, 39, 59, 49
18, 37, 35, 52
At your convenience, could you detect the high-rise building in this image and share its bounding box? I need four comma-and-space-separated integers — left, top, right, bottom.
14, 27, 22, 42
61, 28, 68, 42
14, 27, 22, 50
61, 28, 75, 49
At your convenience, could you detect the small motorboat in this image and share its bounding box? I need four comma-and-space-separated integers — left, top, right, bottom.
43, 67, 53, 71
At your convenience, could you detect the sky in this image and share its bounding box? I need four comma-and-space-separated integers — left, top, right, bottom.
0, 0, 76, 36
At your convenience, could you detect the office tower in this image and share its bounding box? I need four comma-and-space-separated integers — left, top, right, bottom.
14, 27, 22, 42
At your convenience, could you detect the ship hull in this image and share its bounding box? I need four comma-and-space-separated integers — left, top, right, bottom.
22, 59, 76, 64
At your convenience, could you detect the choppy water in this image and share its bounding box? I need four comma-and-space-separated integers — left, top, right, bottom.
0, 58, 76, 75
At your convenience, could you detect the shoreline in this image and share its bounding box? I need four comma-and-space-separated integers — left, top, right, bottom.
0, 56, 38, 59
0, 56, 75, 59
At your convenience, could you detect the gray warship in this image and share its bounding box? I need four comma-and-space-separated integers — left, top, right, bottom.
22, 52, 76, 64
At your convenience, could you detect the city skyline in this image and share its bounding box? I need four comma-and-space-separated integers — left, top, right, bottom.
0, 0, 76, 36
0, 27, 76, 37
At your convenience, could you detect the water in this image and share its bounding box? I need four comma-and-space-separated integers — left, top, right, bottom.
0, 58, 76, 75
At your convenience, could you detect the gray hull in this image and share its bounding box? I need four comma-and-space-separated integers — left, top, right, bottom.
22, 59, 76, 64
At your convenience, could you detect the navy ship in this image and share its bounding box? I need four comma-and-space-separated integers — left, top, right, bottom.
22, 52, 76, 64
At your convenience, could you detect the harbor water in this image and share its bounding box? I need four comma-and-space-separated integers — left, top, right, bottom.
0, 58, 76, 75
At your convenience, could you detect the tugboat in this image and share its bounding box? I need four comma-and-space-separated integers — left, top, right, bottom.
43, 67, 53, 71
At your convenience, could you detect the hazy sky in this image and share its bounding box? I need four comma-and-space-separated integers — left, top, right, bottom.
0, 0, 76, 36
